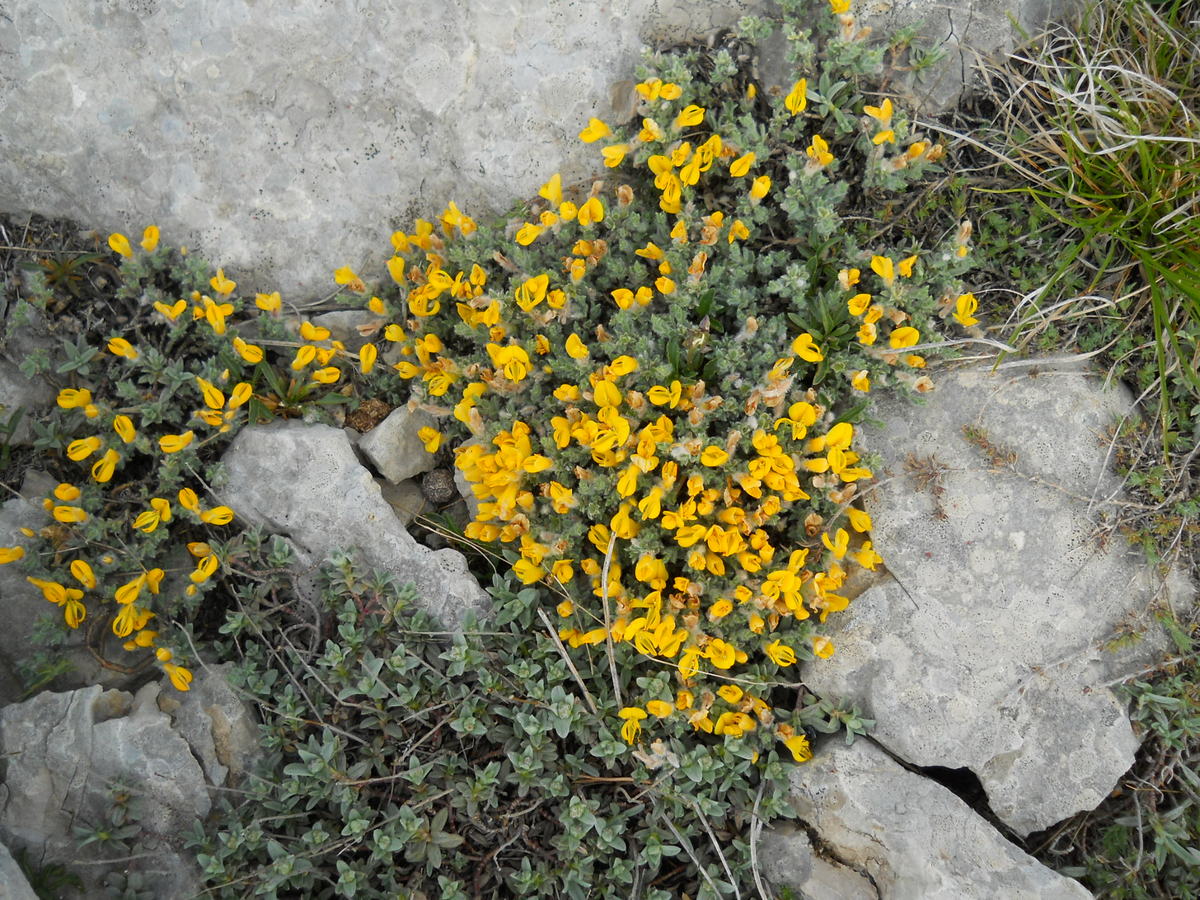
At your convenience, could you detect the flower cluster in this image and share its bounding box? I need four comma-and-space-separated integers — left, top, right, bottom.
345, 0, 981, 758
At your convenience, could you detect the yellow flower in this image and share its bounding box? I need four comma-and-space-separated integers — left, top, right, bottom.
601, 144, 628, 168
764, 639, 796, 666
728, 220, 750, 243
140, 226, 160, 252
515, 223, 543, 246
853, 540, 883, 570
107, 337, 138, 360
673, 104, 705, 129
898, 254, 918, 277
784, 79, 808, 115
565, 333, 589, 359
255, 291, 282, 313
889, 326, 920, 349
53, 506, 87, 523
64, 598, 86, 629
706, 639, 736, 669
108, 233, 133, 258
791, 332, 824, 362
486, 343, 532, 382
513, 559, 545, 585
190, 553, 220, 584
700, 446, 729, 467
112, 415, 136, 444
872, 129, 896, 145
539, 173, 564, 206
159, 431, 195, 454
91, 448, 120, 483
954, 292, 980, 327
871, 255, 895, 284
57, 388, 92, 410
822, 528, 850, 559
812, 636, 835, 659
806, 133, 834, 167
154, 299, 187, 321
417, 426, 442, 453
646, 700, 673, 718
578, 197, 605, 227
750, 175, 771, 200
857, 321, 877, 345
551, 560, 575, 582
200, 506, 235, 526
579, 117, 612, 143
210, 268, 236, 296
730, 152, 755, 177
717, 684, 743, 704
783, 733, 812, 763
54, 482, 81, 501
0, 546, 25, 565
619, 706, 648, 744
851, 370, 870, 392
163, 662, 193, 691
864, 96, 893, 122
655, 276, 675, 295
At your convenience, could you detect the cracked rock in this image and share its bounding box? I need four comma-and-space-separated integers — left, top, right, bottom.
803, 362, 1196, 835
780, 739, 1092, 899
220, 421, 490, 628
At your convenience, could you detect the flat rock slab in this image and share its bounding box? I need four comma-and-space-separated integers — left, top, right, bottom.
803, 362, 1195, 835
220, 421, 489, 628
779, 740, 1093, 899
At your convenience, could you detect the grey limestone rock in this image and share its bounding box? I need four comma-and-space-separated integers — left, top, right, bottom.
358, 404, 438, 485
757, 822, 877, 899
803, 362, 1196, 835
156, 662, 260, 788
220, 421, 489, 628
783, 740, 1093, 899
0, 838, 37, 900
0, 682, 207, 898
0, 358, 52, 445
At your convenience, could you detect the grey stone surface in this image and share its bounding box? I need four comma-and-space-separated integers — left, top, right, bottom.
358, 404, 438, 485
0, 838, 38, 900
0, 0, 764, 298
803, 362, 1196, 835
157, 662, 259, 788
0, 683, 207, 898
220, 421, 490, 628
787, 740, 1093, 900
854, 0, 1081, 112
379, 477, 428, 527
0, 358, 52, 445
758, 822, 877, 900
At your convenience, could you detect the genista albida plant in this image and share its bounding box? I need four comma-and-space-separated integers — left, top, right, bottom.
2, 0, 980, 752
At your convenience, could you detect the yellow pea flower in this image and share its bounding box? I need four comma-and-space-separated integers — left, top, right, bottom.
291, 345, 317, 370
871, 255, 895, 284
112, 415, 136, 443
0, 546, 26, 565
783, 733, 812, 763
64, 598, 86, 629
872, 129, 896, 145
822, 528, 850, 559
639, 117, 665, 142
579, 117, 612, 143
857, 321, 877, 345
164, 662, 193, 691
646, 700, 673, 718
700, 446, 729, 467
864, 97, 893, 122
784, 79, 808, 115
764, 639, 796, 666
108, 233, 132, 258
178, 488, 200, 513
954, 293, 980, 327
898, 254, 918, 277
154, 299, 187, 321
91, 448, 120, 483
565, 333, 589, 359
107, 337, 138, 360
255, 291, 282, 312
159, 431, 194, 454
750, 175, 771, 200
515, 223, 543, 246
673, 104, 705, 129
807, 133, 834, 167
730, 152, 755, 177
577, 197, 605, 227
853, 540, 883, 570
300, 321, 332, 342
538, 173, 564, 206
791, 332, 824, 362
812, 636, 835, 659
195, 377, 224, 410
706, 639, 736, 669
619, 707, 647, 744
851, 370, 870, 392
57, 388, 92, 410
53, 505, 87, 524
210, 268, 236, 296
728, 220, 750, 242
889, 326, 920, 349
140, 226, 160, 252
198, 505, 234, 526
601, 144, 628, 168
66, 436, 102, 461
659, 83, 682, 100
54, 482, 81, 501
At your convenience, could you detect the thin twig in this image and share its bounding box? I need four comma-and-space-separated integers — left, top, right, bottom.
690, 799, 741, 899
660, 811, 721, 896
600, 532, 623, 709
536, 607, 599, 715
749, 779, 771, 900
